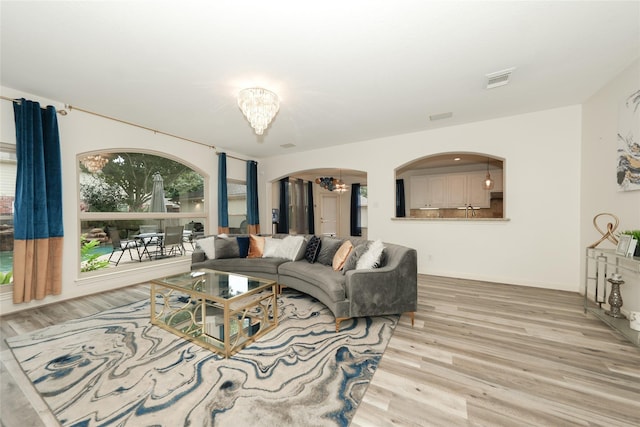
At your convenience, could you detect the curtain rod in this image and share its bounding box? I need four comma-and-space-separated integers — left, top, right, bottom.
65, 103, 218, 150
1, 95, 68, 115
2, 95, 252, 163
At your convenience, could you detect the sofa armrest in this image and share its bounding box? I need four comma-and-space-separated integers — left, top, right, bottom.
192, 249, 206, 264
344, 248, 417, 317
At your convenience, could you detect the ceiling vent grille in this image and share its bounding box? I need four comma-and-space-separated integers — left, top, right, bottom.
429, 112, 453, 121
485, 67, 516, 89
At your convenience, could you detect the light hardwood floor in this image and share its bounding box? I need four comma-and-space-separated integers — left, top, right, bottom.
1, 275, 639, 427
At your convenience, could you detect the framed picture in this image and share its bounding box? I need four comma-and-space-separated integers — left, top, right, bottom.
616, 234, 631, 255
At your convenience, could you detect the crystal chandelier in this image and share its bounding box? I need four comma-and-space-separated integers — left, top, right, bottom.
81, 154, 109, 173
237, 87, 280, 135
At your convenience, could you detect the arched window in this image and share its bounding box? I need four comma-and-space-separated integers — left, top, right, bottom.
395, 152, 504, 219
77, 151, 207, 274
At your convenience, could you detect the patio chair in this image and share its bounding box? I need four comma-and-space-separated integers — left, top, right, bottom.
162, 225, 185, 257
182, 222, 195, 251
108, 227, 140, 266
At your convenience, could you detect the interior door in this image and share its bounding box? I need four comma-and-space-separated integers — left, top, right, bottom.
320, 194, 338, 236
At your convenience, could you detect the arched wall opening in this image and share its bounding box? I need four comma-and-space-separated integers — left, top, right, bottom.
269, 168, 368, 238
395, 152, 505, 219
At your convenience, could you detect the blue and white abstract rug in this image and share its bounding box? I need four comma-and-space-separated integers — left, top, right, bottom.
6, 290, 397, 427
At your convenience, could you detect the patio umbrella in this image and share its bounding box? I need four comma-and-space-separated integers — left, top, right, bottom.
150, 173, 167, 212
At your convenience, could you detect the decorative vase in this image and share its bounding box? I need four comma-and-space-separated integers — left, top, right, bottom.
605, 275, 625, 319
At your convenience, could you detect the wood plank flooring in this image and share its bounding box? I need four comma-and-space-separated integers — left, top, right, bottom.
1, 275, 639, 427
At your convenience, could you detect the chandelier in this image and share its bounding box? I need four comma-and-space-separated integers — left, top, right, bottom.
316, 176, 348, 192
237, 87, 280, 135
81, 154, 109, 173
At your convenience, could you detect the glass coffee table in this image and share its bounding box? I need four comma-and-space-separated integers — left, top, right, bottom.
150, 269, 278, 358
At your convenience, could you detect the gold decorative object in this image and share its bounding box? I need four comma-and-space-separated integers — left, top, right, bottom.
588, 213, 619, 248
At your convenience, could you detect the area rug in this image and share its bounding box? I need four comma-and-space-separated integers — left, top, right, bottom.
6, 290, 397, 427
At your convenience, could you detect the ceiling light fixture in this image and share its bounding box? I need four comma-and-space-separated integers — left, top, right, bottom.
483, 157, 495, 190
81, 154, 109, 173
315, 173, 348, 193
237, 87, 280, 135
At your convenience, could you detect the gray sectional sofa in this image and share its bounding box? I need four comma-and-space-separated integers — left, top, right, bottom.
191, 234, 418, 331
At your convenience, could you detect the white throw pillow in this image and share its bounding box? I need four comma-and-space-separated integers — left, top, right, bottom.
263, 236, 306, 260
196, 236, 216, 260
283, 235, 306, 261
262, 237, 284, 258
356, 239, 385, 270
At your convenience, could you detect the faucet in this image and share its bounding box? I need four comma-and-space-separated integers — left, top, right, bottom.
465, 205, 477, 218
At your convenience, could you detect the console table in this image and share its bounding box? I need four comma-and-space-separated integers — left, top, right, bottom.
584, 247, 640, 346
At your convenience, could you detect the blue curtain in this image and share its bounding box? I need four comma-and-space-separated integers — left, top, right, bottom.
396, 179, 406, 217
246, 160, 260, 234
13, 99, 63, 303
217, 153, 229, 233
307, 181, 315, 234
277, 177, 289, 234
350, 183, 362, 236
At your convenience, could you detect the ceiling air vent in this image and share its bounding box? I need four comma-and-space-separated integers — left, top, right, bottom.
429, 112, 453, 121
280, 143, 296, 149
485, 67, 516, 89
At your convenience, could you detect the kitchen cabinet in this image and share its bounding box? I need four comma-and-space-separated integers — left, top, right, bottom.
409, 176, 427, 208
410, 175, 446, 208
467, 172, 491, 208
446, 174, 467, 207
410, 172, 490, 209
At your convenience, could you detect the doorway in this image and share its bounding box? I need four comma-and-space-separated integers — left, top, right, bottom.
320, 194, 338, 236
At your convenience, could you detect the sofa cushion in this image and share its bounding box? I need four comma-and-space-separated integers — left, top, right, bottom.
196, 236, 216, 259
236, 236, 250, 258
248, 234, 265, 258
356, 239, 385, 270
332, 240, 353, 271
317, 237, 343, 266
215, 235, 240, 259
199, 257, 286, 276
278, 261, 347, 302
342, 242, 368, 275
304, 236, 321, 263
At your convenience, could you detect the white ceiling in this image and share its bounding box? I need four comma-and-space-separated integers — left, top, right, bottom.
1, 1, 639, 160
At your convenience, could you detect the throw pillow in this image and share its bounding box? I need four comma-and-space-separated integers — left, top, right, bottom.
262, 237, 284, 258
214, 235, 240, 259
195, 236, 216, 260
281, 235, 307, 261
293, 235, 310, 261
316, 237, 343, 266
236, 236, 250, 258
342, 242, 368, 275
332, 240, 354, 271
247, 234, 265, 258
356, 239, 385, 270
304, 236, 321, 263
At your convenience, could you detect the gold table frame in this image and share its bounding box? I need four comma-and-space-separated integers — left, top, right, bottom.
150, 269, 278, 358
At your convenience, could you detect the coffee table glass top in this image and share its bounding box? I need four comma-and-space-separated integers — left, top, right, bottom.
154, 269, 272, 300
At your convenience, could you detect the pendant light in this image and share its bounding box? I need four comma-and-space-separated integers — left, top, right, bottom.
483, 157, 494, 190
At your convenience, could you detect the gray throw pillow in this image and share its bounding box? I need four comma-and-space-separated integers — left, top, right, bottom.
316, 237, 343, 266
214, 235, 240, 259
342, 243, 369, 275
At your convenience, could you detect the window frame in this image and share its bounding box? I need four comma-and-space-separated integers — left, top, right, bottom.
77, 149, 209, 277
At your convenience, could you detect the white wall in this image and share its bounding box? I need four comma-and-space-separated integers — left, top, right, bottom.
581, 59, 640, 314
263, 106, 583, 291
